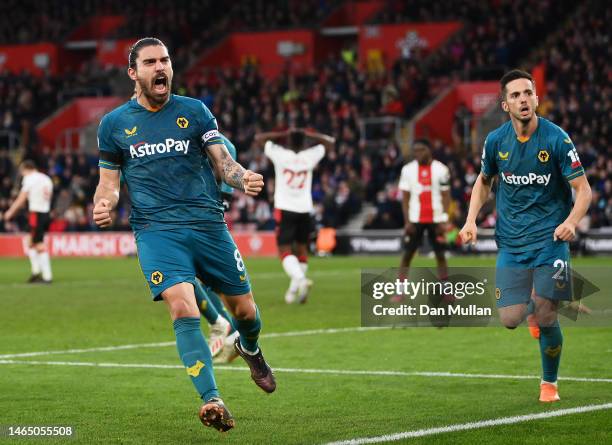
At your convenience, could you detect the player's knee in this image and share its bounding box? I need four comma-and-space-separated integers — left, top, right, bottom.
167, 298, 198, 319
535, 312, 558, 328
232, 299, 256, 320
499, 314, 522, 329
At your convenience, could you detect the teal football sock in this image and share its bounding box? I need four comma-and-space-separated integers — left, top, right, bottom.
236, 305, 262, 353
173, 317, 219, 401
194, 281, 220, 325
539, 324, 563, 383
206, 288, 237, 334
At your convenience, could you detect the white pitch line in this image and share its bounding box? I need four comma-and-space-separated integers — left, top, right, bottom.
0, 359, 183, 369
0, 341, 176, 359
409, 371, 612, 383
0, 359, 611, 383
262, 326, 389, 338
322, 403, 612, 445
0, 326, 390, 359
5, 270, 348, 289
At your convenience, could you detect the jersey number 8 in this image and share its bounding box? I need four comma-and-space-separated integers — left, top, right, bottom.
234, 249, 245, 272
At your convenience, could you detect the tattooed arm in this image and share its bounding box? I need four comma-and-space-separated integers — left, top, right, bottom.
207, 143, 264, 196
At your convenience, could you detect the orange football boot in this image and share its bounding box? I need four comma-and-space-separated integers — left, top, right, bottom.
527, 313, 540, 339
539, 382, 560, 402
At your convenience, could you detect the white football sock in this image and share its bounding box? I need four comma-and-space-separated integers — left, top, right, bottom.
243, 347, 259, 356
28, 248, 41, 275
282, 255, 304, 281
39, 252, 52, 281
300, 261, 308, 275
288, 278, 300, 294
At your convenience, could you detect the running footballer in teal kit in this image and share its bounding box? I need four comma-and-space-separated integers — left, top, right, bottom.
93, 38, 276, 433
460, 70, 591, 403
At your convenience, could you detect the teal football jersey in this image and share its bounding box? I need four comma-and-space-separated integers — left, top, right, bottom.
481, 117, 585, 252
97, 95, 226, 232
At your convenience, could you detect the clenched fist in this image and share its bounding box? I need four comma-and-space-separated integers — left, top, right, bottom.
459, 221, 478, 245
243, 170, 264, 196
553, 221, 576, 242
93, 199, 113, 228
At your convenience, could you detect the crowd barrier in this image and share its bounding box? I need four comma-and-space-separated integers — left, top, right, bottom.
1, 229, 611, 257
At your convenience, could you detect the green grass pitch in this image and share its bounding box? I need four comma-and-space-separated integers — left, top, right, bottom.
1, 255, 611, 444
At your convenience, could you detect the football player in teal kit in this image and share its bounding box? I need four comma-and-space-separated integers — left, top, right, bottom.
93, 38, 275, 432
460, 70, 591, 403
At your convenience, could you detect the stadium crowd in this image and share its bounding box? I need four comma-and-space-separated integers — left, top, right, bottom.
368, 0, 580, 119
533, 0, 611, 230
0, 0, 338, 45
0, 0, 609, 236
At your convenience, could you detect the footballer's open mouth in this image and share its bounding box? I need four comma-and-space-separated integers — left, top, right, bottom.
519, 105, 530, 113
153, 74, 168, 94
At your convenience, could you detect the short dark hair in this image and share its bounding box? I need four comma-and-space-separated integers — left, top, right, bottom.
500, 69, 534, 99
413, 138, 431, 150
20, 159, 37, 170
289, 129, 305, 149
128, 37, 166, 69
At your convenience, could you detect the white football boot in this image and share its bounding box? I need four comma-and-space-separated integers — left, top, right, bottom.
208, 316, 231, 358
213, 331, 240, 364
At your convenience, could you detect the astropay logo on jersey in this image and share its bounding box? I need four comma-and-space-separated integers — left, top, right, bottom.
501, 171, 551, 185
129, 139, 190, 158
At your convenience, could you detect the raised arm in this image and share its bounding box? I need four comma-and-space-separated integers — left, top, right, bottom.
253, 130, 289, 147
303, 129, 336, 151
206, 142, 264, 196
459, 173, 494, 245
93, 168, 120, 228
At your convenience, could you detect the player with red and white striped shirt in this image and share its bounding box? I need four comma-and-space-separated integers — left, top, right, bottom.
4, 160, 54, 284
398, 139, 451, 282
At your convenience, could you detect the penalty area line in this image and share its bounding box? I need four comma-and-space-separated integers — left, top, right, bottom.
0, 359, 611, 383
322, 402, 612, 445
